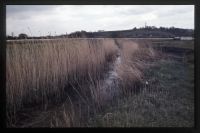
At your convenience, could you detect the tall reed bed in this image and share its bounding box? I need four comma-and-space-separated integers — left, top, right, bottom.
116, 39, 156, 94
6, 38, 118, 118
7, 38, 157, 127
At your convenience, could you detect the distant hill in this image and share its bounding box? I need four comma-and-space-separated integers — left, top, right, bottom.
67, 26, 194, 38
7, 26, 194, 40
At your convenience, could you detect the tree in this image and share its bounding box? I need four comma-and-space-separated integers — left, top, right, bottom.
111, 32, 119, 38
133, 27, 137, 30
18, 33, 28, 39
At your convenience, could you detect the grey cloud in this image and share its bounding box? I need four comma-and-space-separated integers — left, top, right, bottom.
119, 6, 154, 16
6, 5, 194, 36
6, 5, 56, 14
6, 5, 57, 20
120, 9, 150, 16
155, 5, 194, 17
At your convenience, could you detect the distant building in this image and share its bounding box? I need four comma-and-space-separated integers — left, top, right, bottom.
173, 37, 181, 40
173, 36, 194, 41
180, 37, 194, 40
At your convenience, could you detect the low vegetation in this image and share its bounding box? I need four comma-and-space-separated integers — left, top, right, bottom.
88, 57, 194, 127
6, 38, 194, 127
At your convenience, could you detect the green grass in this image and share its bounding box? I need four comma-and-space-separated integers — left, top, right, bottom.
87, 54, 194, 127
152, 40, 194, 50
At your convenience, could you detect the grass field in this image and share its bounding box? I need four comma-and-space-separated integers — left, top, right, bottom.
6, 38, 194, 127
87, 57, 194, 127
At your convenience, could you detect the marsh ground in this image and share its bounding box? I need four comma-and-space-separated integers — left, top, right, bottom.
6, 39, 194, 127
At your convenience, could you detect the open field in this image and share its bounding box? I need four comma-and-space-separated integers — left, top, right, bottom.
6, 38, 194, 127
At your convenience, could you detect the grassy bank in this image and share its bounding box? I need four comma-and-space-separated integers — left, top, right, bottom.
87, 41, 194, 127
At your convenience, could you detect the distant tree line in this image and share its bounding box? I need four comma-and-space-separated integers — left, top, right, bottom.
7, 26, 194, 40
66, 26, 193, 38
7, 33, 56, 40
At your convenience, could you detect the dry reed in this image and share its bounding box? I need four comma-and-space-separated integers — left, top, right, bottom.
6, 38, 118, 118
116, 39, 156, 94
6, 38, 156, 127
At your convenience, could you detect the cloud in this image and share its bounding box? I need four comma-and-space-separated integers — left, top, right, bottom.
6, 5, 194, 36
6, 5, 55, 14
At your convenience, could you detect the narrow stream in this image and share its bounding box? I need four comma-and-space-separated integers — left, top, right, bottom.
97, 51, 122, 103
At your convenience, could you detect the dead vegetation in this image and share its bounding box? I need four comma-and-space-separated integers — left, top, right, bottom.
6, 38, 118, 125
6, 38, 193, 127
115, 39, 156, 95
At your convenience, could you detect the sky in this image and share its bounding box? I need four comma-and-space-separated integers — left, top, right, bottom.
6, 5, 194, 37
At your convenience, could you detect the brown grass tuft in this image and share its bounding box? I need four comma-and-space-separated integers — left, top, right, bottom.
6, 38, 118, 121
115, 39, 156, 94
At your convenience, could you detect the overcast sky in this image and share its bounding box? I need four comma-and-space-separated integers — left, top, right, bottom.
6, 5, 194, 37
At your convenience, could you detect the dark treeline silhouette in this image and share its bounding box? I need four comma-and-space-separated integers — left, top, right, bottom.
7, 26, 194, 40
